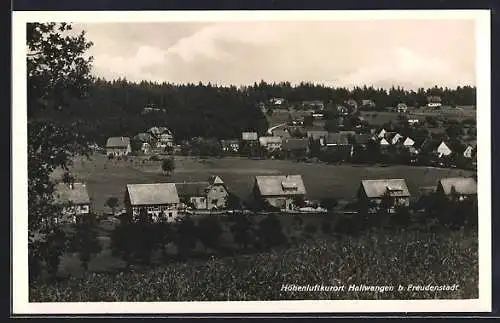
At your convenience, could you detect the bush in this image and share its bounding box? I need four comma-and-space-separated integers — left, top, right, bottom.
29, 229, 478, 301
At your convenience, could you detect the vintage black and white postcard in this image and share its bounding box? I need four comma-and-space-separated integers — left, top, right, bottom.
12, 10, 491, 314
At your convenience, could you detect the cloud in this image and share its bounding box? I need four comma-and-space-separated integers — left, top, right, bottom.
76, 20, 476, 89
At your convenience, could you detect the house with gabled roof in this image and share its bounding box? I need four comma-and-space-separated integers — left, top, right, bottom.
106, 137, 131, 156
253, 175, 307, 212
53, 182, 91, 223
125, 183, 180, 222
357, 179, 411, 213
259, 136, 283, 151
463, 140, 477, 159
436, 177, 477, 201
402, 136, 415, 147
175, 176, 229, 210
385, 132, 403, 145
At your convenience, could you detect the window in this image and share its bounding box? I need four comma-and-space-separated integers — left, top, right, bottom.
168, 212, 172, 217
212, 199, 218, 205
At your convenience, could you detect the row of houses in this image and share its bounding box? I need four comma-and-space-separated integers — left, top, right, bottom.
105, 127, 175, 156
53, 174, 477, 223
235, 128, 477, 162
265, 96, 443, 110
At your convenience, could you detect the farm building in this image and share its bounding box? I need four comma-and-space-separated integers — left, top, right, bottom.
301, 100, 324, 110
175, 176, 229, 210
357, 179, 411, 214
53, 182, 91, 223
396, 103, 408, 113
148, 126, 171, 137
242, 132, 258, 141
253, 175, 307, 212
259, 136, 283, 151
125, 183, 180, 222
427, 96, 442, 108
220, 139, 240, 153
282, 138, 310, 159
106, 137, 131, 156
436, 177, 477, 201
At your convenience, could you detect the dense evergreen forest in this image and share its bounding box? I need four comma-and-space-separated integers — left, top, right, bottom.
34, 78, 476, 146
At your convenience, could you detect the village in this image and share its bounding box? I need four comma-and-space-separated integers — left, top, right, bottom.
52, 94, 478, 225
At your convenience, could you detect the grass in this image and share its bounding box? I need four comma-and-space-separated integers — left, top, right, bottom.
30, 227, 478, 301
57, 155, 474, 214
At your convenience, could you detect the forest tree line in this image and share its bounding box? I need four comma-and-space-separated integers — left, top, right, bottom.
34, 78, 476, 147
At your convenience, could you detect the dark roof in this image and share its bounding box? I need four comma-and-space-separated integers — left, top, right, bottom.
352, 134, 373, 144
282, 138, 309, 150
133, 133, 152, 142
106, 137, 130, 148
175, 182, 210, 197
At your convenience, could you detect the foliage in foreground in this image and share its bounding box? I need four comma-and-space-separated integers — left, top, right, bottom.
30, 228, 478, 302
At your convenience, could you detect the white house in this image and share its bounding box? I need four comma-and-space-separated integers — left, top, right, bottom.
402, 137, 415, 147
379, 138, 390, 146
125, 183, 181, 222
377, 128, 387, 139
436, 141, 453, 157
106, 137, 132, 156
53, 182, 91, 223
259, 136, 283, 151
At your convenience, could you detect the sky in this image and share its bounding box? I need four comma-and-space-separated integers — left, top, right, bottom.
72, 20, 476, 89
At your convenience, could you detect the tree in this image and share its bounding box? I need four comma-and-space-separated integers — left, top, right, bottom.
320, 198, 338, 211
324, 119, 339, 133
196, 217, 223, 251
225, 192, 242, 210
258, 215, 286, 249
230, 216, 252, 250
105, 197, 119, 216
27, 22, 94, 281
69, 215, 102, 271
175, 216, 197, 260
161, 157, 175, 175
